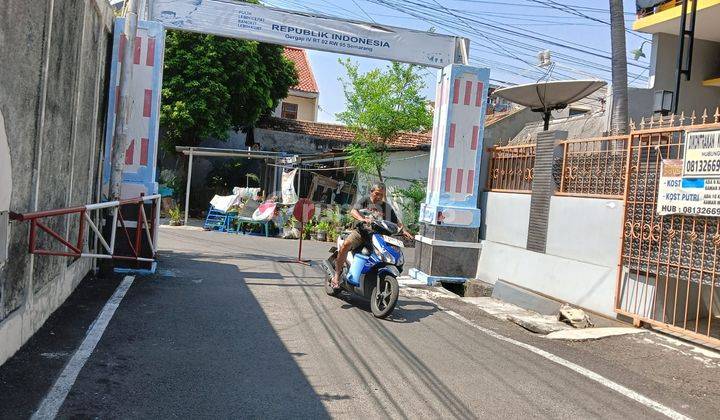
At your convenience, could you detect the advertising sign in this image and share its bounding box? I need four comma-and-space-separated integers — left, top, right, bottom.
682, 130, 720, 177
149, 0, 466, 68
657, 160, 720, 216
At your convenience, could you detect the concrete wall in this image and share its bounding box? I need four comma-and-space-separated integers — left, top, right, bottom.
272, 93, 318, 122
0, 0, 114, 366
481, 192, 530, 248
477, 241, 619, 316
477, 193, 624, 316
546, 196, 624, 267
649, 33, 720, 114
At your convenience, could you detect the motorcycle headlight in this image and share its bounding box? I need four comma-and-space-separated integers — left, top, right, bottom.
372, 236, 396, 264
393, 245, 404, 266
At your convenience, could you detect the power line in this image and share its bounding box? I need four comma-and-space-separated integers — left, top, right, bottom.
265, 0, 648, 86
369, 0, 648, 80
525, 0, 649, 40
374, 0, 648, 70
350, 0, 377, 23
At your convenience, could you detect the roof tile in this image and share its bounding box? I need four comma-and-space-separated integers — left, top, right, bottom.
283, 47, 319, 94
257, 117, 431, 150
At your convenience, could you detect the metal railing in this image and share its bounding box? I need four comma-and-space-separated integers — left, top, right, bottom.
10, 195, 161, 262
617, 110, 720, 347
486, 144, 535, 193
557, 136, 629, 199
637, 0, 679, 17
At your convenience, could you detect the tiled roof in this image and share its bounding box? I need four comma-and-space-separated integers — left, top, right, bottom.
258, 111, 516, 151
283, 47, 319, 94
257, 117, 431, 150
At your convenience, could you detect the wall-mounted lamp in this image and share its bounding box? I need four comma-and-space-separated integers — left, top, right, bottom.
631, 40, 652, 61
653, 90, 673, 115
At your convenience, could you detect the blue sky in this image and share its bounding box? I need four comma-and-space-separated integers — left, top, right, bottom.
260, 0, 651, 123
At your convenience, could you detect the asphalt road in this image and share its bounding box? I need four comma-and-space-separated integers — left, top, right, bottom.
2, 226, 720, 419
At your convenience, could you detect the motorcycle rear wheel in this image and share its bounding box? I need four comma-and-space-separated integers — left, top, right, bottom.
370, 274, 399, 318
323, 261, 341, 297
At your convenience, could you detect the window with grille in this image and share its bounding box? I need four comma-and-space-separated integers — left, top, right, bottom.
281, 102, 298, 120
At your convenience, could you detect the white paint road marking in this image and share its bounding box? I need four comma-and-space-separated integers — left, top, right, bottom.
32, 276, 135, 420
436, 306, 691, 420
406, 291, 691, 419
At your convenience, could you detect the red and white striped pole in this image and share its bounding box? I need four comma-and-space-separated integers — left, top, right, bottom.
109, 0, 139, 201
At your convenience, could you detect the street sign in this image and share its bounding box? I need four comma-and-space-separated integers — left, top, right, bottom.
293, 198, 315, 223
682, 130, 720, 178
148, 0, 468, 68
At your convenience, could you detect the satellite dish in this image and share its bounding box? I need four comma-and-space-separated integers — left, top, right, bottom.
493, 80, 606, 130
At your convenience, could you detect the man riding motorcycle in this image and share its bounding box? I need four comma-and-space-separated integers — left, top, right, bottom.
331, 183, 414, 289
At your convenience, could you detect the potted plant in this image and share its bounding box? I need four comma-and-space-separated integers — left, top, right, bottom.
327, 228, 339, 243
168, 206, 183, 226
316, 220, 330, 242
282, 216, 299, 239
303, 221, 316, 240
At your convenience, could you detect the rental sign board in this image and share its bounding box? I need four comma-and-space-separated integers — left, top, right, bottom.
657, 160, 720, 216
148, 0, 468, 68
657, 130, 720, 216
682, 130, 720, 177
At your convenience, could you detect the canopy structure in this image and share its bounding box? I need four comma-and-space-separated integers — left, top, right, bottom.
175, 146, 351, 225
493, 80, 606, 130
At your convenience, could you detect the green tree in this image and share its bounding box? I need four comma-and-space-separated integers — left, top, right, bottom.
336, 59, 433, 181
160, 0, 298, 152
393, 180, 426, 234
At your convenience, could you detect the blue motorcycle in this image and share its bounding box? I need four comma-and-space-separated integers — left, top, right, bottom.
322, 219, 405, 318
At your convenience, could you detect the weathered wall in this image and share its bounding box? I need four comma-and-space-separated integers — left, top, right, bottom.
0, 0, 114, 366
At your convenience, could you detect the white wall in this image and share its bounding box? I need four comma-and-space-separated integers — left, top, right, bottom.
477, 241, 618, 316
483, 192, 530, 248
546, 196, 624, 267
478, 193, 624, 316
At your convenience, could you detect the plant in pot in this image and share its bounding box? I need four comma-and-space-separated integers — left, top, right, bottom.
282, 216, 299, 239
316, 220, 331, 242
327, 228, 339, 243
303, 220, 316, 240
168, 206, 183, 226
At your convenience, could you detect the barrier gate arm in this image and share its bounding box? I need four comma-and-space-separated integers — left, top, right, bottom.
9, 194, 161, 262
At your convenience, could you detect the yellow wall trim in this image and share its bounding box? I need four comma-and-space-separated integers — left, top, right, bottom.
702, 77, 720, 86
634, 0, 720, 32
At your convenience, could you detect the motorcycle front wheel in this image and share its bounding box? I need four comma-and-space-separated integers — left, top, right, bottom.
370, 274, 399, 319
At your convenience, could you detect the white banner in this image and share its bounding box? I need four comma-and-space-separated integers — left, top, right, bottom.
149, 0, 466, 67
657, 160, 720, 216
682, 130, 720, 178
281, 169, 298, 205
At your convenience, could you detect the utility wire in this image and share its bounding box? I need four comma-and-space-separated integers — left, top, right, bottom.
525, 0, 649, 40
350, 0, 377, 23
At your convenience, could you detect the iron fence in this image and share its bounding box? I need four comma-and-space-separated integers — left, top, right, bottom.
617, 112, 720, 347
557, 136, 629, 199
486, 144, 535, 193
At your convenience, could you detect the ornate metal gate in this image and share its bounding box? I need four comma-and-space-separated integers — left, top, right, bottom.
616, 117, 720, 346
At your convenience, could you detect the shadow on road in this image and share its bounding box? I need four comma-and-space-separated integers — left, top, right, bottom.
54, 250, 334, 418
337, 296, 438, 324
